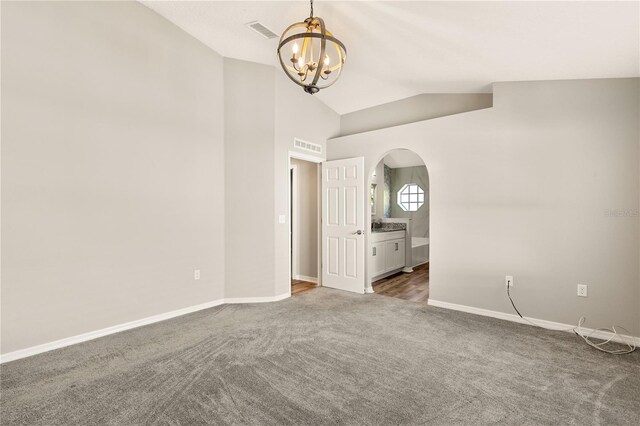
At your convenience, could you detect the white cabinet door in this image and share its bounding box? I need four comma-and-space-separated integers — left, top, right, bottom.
394, 238, 406, 270
385, 239, 405, 271
370, 242, 386, 277
321, 157, 366, 294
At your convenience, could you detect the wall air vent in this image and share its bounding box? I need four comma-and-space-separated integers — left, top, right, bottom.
294, 138, 323, 155
246, 21, 279, 40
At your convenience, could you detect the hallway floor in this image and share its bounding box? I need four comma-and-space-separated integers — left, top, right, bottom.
291, 279, 316, 296
293, 263, 429, 302
372, 262, 429, 303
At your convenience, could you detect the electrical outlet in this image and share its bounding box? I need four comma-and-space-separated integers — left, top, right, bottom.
505, 275, 514, 287
577, 284, 587, 297
194, 269, 201, 280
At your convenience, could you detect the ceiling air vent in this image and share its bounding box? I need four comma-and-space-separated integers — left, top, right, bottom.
294, 138, 323, 155
246, 21, 278, 40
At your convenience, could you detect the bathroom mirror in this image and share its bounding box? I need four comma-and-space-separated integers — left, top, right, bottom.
370, 183, 377, 214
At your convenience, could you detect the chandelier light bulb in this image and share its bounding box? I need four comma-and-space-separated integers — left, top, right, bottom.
298, 57, 304, 67
292, 43, 299, 54
324, 55, 330, 66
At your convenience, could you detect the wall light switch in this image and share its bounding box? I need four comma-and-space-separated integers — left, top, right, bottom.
279, 215, 286, 224
194, 269, 201, 280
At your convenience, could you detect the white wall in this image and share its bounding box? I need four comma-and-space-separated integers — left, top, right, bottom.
224, 67, 339, 299
1, 3, 340, 356
274, 73, 341, 295
328, 78, 640, 335
291, 159, 319, 279
1, 1, 225, 354
223, 58, 276, 298
340, 93, 493, 137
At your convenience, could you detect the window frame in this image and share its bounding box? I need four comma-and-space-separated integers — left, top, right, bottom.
396, 183, 424, 212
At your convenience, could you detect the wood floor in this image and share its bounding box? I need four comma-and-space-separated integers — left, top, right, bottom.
372, 262, 429, 303
292, 264, 429, 302
291, 279, 317, 296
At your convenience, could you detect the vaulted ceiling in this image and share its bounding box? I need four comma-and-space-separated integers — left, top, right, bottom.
141, 1, 640, 114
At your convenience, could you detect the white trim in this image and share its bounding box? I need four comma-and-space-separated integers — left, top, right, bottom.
427, 299, 640, 347
288, 150, 324, 163
0, 299, 224, 364
290, 164, 298, 280
224, 293, 290, 304
288, 157, 293, 293
1, 294, 290, 364
316, 163, 322, 287
294, 275, 318, 284
288, 151, 323, 290
411, 260, 429, 268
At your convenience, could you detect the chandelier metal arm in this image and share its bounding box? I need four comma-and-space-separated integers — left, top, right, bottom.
277, 53, 304, 88
277, 32, 347, 58
300, 65, 310, 82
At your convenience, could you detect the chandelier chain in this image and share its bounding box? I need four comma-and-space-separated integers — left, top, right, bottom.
310, 0, 314, 18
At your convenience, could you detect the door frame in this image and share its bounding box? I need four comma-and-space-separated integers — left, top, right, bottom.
288, 151, 324, 289
290, 164, 298, 280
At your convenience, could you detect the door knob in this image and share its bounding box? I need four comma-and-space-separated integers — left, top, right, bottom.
353, 230, 363, 235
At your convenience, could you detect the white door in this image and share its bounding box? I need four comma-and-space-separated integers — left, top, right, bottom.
321, 157, 366, 293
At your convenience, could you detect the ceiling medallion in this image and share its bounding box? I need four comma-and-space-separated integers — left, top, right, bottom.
277, 0, 347, 95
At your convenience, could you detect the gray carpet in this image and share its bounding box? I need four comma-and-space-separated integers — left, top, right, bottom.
1, 288, 639, 425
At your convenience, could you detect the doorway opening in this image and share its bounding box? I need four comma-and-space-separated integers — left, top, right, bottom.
289, 156, 321, 296
369, 149, 430, 302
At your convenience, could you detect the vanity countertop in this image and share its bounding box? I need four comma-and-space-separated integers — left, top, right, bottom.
371, 222, 407, 233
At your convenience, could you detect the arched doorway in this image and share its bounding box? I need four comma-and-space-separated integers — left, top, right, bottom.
368, 149, 430, 302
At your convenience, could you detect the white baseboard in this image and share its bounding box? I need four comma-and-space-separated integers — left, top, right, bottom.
427, 299, 640, 347
1, 293, 290, 364
224, 293, 290, 304
7, 294, 635, 364
293, 275, 318, 284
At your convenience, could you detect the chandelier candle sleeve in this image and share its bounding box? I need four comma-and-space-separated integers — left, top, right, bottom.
277, 0, 347, 94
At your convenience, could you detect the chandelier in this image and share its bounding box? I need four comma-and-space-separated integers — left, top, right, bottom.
277, 0, 347, 94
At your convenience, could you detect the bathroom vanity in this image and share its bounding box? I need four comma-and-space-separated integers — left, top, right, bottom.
370, 229, 406, 280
